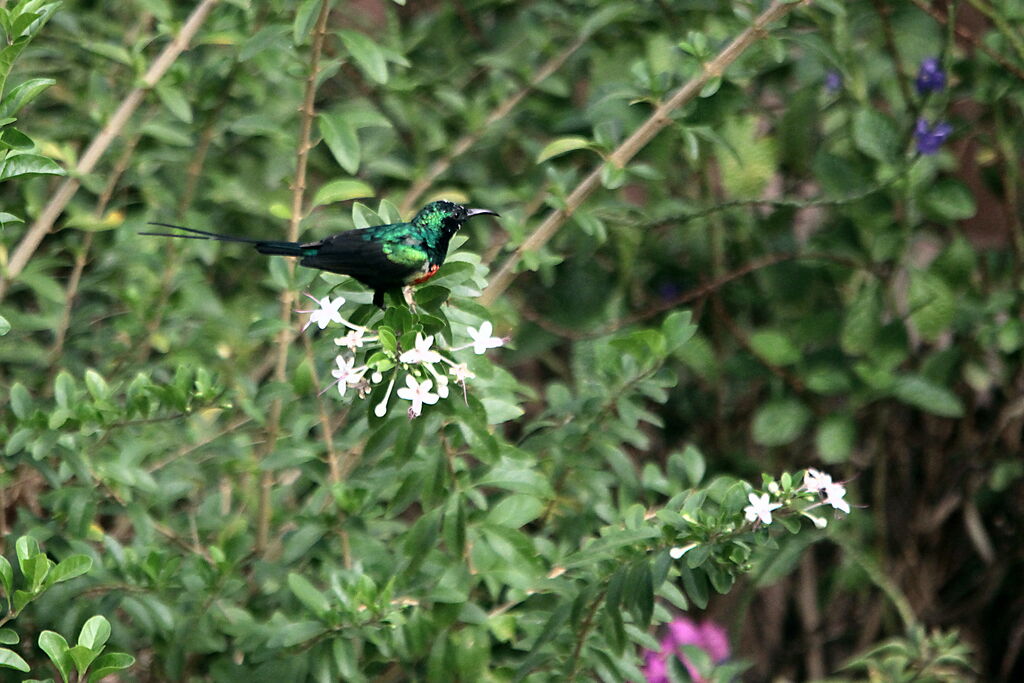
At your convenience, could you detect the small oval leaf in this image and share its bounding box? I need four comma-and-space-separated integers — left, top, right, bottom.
536, 136, 593, 163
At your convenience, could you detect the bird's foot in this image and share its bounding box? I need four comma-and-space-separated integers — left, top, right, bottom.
402, 286, 417, 311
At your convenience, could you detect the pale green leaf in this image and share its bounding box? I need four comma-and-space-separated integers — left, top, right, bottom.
536, 136, 593, 163
312, 179, 373, 208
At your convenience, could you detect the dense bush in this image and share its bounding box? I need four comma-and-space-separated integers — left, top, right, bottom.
1, 0, 1022, 680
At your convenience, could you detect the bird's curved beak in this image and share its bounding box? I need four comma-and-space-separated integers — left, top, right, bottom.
466, 208, 500, 219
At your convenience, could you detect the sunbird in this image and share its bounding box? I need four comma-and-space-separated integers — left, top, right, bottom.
143, 200, 499, 308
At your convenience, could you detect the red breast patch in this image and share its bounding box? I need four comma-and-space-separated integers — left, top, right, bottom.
411, 264, 440, 285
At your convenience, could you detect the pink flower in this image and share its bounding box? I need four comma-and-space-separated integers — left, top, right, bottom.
639, 617, 730, 683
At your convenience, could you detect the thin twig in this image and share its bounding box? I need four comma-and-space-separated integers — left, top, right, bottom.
480, 0, 803, 305
49, 131, 143, 368
567, 589, 606, 679
257, 0, 332, 554
907, 0, 1024, 81
301, 333, 340, 484
0, 0, 221, 301
135, 63, 241, 366
399, 36, 587, 214
964, 0, 1024, 66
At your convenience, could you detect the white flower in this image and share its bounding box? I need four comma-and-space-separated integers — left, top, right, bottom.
396, 375, 439, 418
669, 543, 697, 559
331, 355, 366, 397
743, 492, 782, 525
767, 481, 780, 495
371, 371, 383, 384
449, 363, 474, 384
433, 373, 450, 399
803, 467, 833, 492
806, 513, 828, 529
302, 294, 345, 331
466, 321, 504, 354
335, 328, 367, 351
399, 333, 442, 365
823, 482, 850, 513
374, 373, 397, 417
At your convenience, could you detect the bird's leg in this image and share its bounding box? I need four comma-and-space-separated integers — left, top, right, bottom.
402, 285, 417, 311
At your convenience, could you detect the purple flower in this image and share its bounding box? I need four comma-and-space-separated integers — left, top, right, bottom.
914, 118, 953, 155
824, 70, 842, 94
639, 617, 731, 683
915, 57, 946, 94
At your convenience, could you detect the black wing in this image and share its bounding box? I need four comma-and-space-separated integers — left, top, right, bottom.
299, 226, 425, 291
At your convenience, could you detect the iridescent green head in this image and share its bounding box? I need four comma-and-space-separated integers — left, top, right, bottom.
412, 200, 499, 237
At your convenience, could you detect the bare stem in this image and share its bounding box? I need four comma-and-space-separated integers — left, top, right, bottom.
256, 0, 333, 554
479, 0, 803, 306
0, 0, 221, 301
49, 132, 143, 368
399, 36, 586, 214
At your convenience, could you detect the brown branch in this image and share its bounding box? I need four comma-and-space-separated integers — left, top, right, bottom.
0, 0, 221, 301
399, 35, 587, 214
480, 0, 803, 306
257, 0, 332, 554
519, 251, 868, 340
965, 0, 1024, 66
49, 131, 143, 368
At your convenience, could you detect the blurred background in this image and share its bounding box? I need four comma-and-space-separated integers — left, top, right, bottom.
1, 0, 1023, 680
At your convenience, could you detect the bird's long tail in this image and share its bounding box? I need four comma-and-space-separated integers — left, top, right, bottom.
141, 222, 305, 256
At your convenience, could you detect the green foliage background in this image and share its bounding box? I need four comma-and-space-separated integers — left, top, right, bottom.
1, 0, 1023, 680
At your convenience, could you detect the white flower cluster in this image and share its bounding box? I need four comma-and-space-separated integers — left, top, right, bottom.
742, 467, 851, 528
297, 294, 506, 419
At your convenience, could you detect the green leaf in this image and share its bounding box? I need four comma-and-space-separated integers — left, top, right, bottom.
77, 615, 110, 651
0, 629, 16, 645
749, 329, 801, 366
752, 399, 811, 446
680, 444, 706, 486
312, 178, 373, 208
338, 30, 388, 84
47, 555, 92, 586
287, 573, 330, 617
68, 644, 99, 678
841, 283, 881, 356
84, 369, 109, 401
718, 115, 777, 198
0, 152, 64, 181
815, 414, 855, 463
852, 108, 898, 162
0, 647, 29, 672
909, 270, 955, 341
154, 83, 193, 123
0, 212, 23, 225
0, 314, 9, 336
86, 652, 135, 682
890, 375, 964, 418
15, 536, 40, 575
922, 178, 976, 220
0, 38, 31, 98
10, 383, 33, 419
319, 113, 361, 174
292, 0, 321, 46
486, 495, 544, 528
38, 631, 72, 683
662, 310, 696, 352
535, 136, 593, 163
0, 127, 34, 150
0, 77, 55, 119
563, 527, 661, 567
